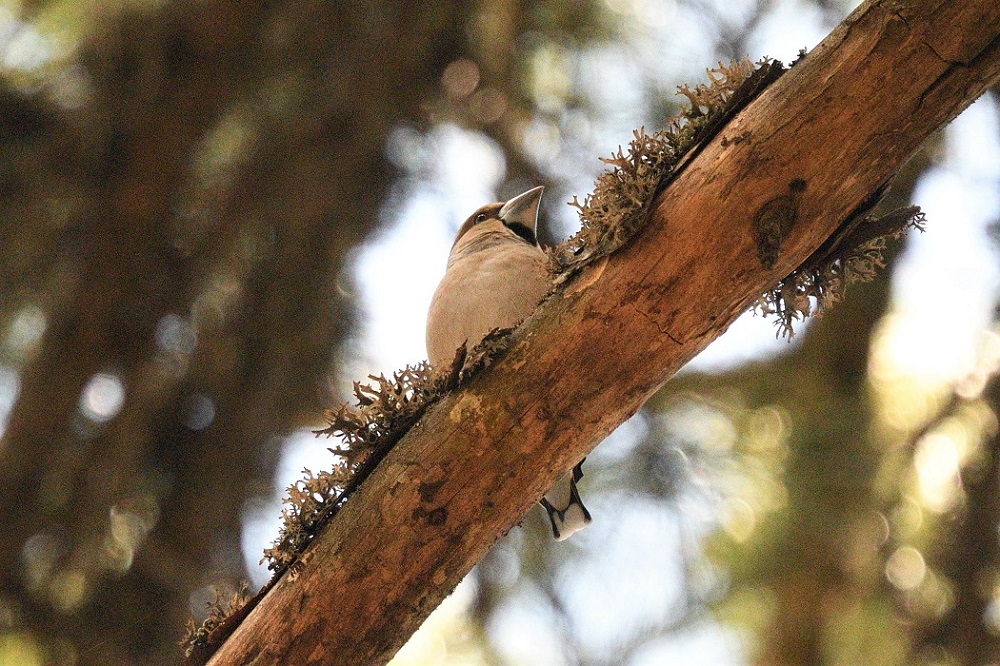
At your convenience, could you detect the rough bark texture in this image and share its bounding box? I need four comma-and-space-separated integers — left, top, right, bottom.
208, 0, 1000, 663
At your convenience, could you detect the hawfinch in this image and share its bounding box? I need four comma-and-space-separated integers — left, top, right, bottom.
426, 186, 591, 541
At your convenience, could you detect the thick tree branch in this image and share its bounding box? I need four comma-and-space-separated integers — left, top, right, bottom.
207, 0, 1000, 663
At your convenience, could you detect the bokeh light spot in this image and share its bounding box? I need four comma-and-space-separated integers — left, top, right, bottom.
155, 313, 197, 355
182, 393, 216, 431
469, 87, 508, 124
914, 433, 962, 513
0, 632, 44, 666
441, 58, 480, 99
2, 21, 51, 72
910, 571, 955, 620
529, 43, 572, 113
5, 304, 47, 361
79, 373, 125, 423
744, 404, 791, 452
604, 0, 678, 28
22, 531, 65, 591
105, 500, 159, 573
885, 545, 926, 591
889, 496, 924, 539
722, 497, 756, 543
385, 125, 428, 172
985, 590, 1000, 634
0, 366, 20, 438
48, 569, 88, 613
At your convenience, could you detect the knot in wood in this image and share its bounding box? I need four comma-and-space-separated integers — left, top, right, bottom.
752, 178, 807, 269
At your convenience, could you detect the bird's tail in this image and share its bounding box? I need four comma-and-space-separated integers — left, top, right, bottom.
539, 460, 591, 541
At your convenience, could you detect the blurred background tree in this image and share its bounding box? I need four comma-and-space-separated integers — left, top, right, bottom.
0, 1, 997, 665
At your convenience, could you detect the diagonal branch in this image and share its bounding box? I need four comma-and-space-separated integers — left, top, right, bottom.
207, 0, 1000, 663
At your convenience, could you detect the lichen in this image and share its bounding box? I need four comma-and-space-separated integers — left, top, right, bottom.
264, 362, 446, 571
755, 205, 926, 337
180, 583, 250, 658
553, 57, 786, 273
258, 325, 520, 572
549, 55, 924, 339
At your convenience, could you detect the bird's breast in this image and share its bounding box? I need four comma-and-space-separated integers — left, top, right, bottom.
426, 241, 550, 369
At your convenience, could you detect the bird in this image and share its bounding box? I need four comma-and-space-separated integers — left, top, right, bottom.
426, 186, 591, 541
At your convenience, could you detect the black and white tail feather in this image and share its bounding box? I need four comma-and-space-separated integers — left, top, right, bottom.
539, 460, 591, 541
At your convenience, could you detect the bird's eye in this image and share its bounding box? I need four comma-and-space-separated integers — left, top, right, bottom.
475, 213, 487, 222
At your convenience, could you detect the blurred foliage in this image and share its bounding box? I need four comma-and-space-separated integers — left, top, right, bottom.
1, 0, 998, 665
0, 0, 474, 663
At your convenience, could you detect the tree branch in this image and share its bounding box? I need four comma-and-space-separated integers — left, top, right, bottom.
207, 0, 1000, 663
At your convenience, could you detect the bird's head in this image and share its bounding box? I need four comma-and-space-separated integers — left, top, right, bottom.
452, 186, 544, 249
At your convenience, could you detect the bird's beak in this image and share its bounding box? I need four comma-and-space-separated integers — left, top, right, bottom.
499, 186, 544, 233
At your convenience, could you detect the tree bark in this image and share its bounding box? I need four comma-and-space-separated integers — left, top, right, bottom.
208, 0, 1000, 663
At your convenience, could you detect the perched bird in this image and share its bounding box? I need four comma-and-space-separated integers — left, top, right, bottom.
426, 186, 591, 541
